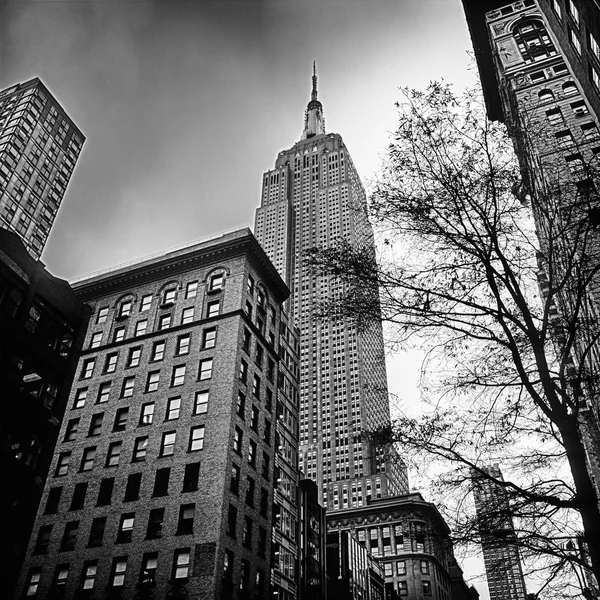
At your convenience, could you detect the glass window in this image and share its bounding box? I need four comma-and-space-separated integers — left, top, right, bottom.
55, 451, 71, 476
134, 320, 147, 336
73, 388, 87, 408
151, 340, 165, 361
64, 418, 79, 442
127, 347, 142, 367
397, 560, 406, 575
104, 353, 118, 373
60, 522, 78, 551
189, 425, 205, 451
207, 300, 219, 318
161, 431, 176, 456
146, 508, 164, 539
568, 0, 579, 25
177, 504, 195, 535
106, 442, 122, 467
140, 295, 152, 312
166, 397, 181, 420
96, 307, 109, 324
248, 439, 257, 467
110, 558, 127, 587
124, 473, 141, 502
570, 28, 582, 54
230, 463, 240, 494
237, 391, 246, 419
113, 407, 129, 432
176, 334, 190, 356
203, 327, 216, 349
590, 33, 600, 60
146, 371, 160, 392
80, 447, 96, 471
116, 514, 135, 544
90, 332, 102, 348
181, 307, 194, 324
182, 462, 200, 492
81, 561, 98, 590
81, 358, 95, 379
119, 300, 132, 318
97, 382, 111, 403
172, 365, 186, 386
132, 437, 148, 462
113, 327, 125, 343
247, 275, 254, 296
209, 272, 224, 291
163, 288, 176, 304
159, 314, 171, 330
198, 358, 213, 380
233, 426, 243, 453
173, 549, 191, 579
88, 414, 103, 437
140, 402, 154, 425
88, 517, 106, 547
121, 377, 135, 397
185, 281, 198, 299
140, 553, 158, 585
194, 391, 209, 414
153, 467, 170, 496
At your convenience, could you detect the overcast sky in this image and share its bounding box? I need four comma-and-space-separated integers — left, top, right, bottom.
1, 0, 491, 594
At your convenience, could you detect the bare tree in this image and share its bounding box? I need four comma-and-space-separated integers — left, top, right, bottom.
306, 82, 600, 595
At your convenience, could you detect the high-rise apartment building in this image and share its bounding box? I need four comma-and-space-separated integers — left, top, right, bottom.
254, 64, 409, 511
0, 77, 84, 259
15, 229, 299, 600
472, 466, 528, 600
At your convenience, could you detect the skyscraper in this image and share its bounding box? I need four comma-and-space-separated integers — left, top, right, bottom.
254, 64, 408, 511
472, 466, 528, 600
0, 77, 84, 259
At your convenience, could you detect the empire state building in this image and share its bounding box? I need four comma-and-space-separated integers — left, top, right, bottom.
254, 64, 408, 510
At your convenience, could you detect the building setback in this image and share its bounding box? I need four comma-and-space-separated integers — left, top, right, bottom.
0, 78, 84, 259
0, 228, 90, 597
254, 64, 409, 512
15, 228, 299, 600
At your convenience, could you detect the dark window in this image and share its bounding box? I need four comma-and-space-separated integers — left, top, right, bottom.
239, 359, 248, 383
237, 391, 246, 419
226, 504, 237, 538
70, 482, 88, 511
113, 407, 129, 432
34, 525, 52, 554
242, 328, 251, 352
240, 559, 249, 592
140, 553, 158, 585
251, 405, 259, 431
116, 513, 135, 544
246, 477, 255, 507
252, 374, 261, 397
153, 467, 170, 497
233, 427, 243, 454
60, 520, 79, 551
264, 419, 271, 444
260, 488, 268, 517
45, 487, 62, 514
55, 451, 71, 476
182, 462, 200, 492
258, 527, 267, 557
97, 478, 114, 506
230, 463, 240, 494
146, 508, 164, 539
88, 517, 106, 548
64, 418, 79, 442
177, 503, 195, 535
88, 413, 103, 437
262, 452, 270, 479
243, 517, 253, 548
248, 440, 257, 468
124, 473, 142, 502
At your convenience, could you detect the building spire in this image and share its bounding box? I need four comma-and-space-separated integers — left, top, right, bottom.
302, 61, 325, 140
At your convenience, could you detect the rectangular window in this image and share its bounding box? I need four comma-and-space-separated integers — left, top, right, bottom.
64, 418, 79, 442
140, 402, 154, 425
177, 504, 195, 535
237, 391, 246, 419
423, 581, 432, 595
53, 564, 69, 588
198, 358, 213, 380
127, 346, 142, 367
210, 272, 224, 291
124, 472, 142, 502
171, 365, 186, 387
182, 462, 200, 492
113, 326, 126, 343
80, 447, 96, 471
81, 561, 98, 590
163, 288, 176, 304
88, 517, 106, 547
73, 388, 87, 408
247, 275, 254, 296
233, 426, 243, 454
151, 340, 165, 361
146, 508, 164, 539
116, 513, 135, 544
263, 419, 271, 444
252, 374, 261, 397
96, 307, 108, 324
159, 314, 171, 330
421, 560, 430, 574
242, 328, 251, 352
250, 406, 259, 431
166, 397, 181, 420
570, 28, 582, 54
113, 407, 129, 432
571, 100, 589, 116
161, 431, 176, 456
546, 107, 564, 125
581, 122, 600, 140
134, 320, 147, 336
173, 549, 191, 580
194, 391, 209, 414
227, 504, 237, 538
185, 281, 198, 299
90, 332, 102, 348
181, 307, 194, 324
97, 382, 111, 404
104, 353, 118, 373
258, 527, 267, 557
591, 65, 600, 90
176, 334, 191, 356
96, 479, 114, 507
203, 327, 216, 349
140, 553, 158, 585
243, 516, 253, 547
70, 482, 87, 511
110, 558, 127, 587
590, 32, 600, 60
119, 300, 132, 317
132, 436, 148, 462
60, 521, 79, 551
153, 467, 170, 497
399, 581, 408, 596
262, 452, 270, 479
121, 376, 135, 398
230, 463, 240, 494
81, 358, 95, 379
88, 413, 103, 437
384, 563, 393, 577
146, 370, 160, 392
248, 439, 257, 468
207, 300, 220, 318
140, 294, 152, 312
189, 425, 205, 451
106, 442, 122, 467
239, 359, 248, 383
568, 0, 579, 25
240, 559, 249, 592
397, 560, 406, 575
34, 525, 52, 554
260, 488, 268, 516
246, 476, 255, 507
55, 451, 71, 476
255, 344, 263, 368
45, 487, 63, 514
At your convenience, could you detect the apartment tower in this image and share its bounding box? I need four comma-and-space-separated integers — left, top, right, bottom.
254, 64, 408, 512
0, 78, 84, 259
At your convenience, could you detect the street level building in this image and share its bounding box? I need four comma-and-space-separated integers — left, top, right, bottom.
0, 78, 84, 259
472, 466, 527, 600
254, 64, 409, 512
0, 227, 90, 598
326, 493, 476, 600
15, 228, 298, 600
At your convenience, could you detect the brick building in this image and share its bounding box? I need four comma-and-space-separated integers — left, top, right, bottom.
15, 228, 298, 600
0, 228, 90, 597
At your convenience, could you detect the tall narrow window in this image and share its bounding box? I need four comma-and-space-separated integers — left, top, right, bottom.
81, 561, 98, 590
203, 327, 216, 349
140, 402, 155, 425
151, 340, 165, 361
135, 320, 147, 336
198, 358, 213, 380
96, 307, 109, 324
60, 521, 79, 551
185, 281, 198, 299
104, 353, 118, 373
189, 425, 205, 451
97, 382, 111, 403
194, 391, 209, 414
106, 442, 122, 467
121, 377, 135, 398
176, 334, 191, 355
88, 413, 103, 437
116, 513, 135, 544
146, 508, 164, 539
80, 447, 96, 472
177, 504, 195, 535
146, 371, 160, 392
132, 436, 148, 462
173, 549, 191, 580
166, 397, 181, 420
140, 553, 158, 585
64, 418, 79, 442
182, 462, 200, 492
73, 388, 87, 408
96, 479, 114, 507
34, 525, 52, 554
160, 432, 176, 456
55, 452, 71, 476
114, 407, 130, 432
81, 358, 95, 379
140, 294, 152, 312
110, 558, 127, 587
154, 468, 171, 496
124, 473, 142, 502
127, 346, 142, 367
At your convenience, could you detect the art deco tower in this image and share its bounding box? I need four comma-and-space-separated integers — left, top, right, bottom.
254, 64, 408, 511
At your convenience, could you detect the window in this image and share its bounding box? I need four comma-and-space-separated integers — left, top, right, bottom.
88, 413, 103, 437
568, 0, 579, 25
161, 431, 176, 456
227, 504, 237, 538
421, 560, 430, 574
243, 516, 253, 548
246, 476, 255, 507
140, 402, 154, 425
239, 359, 248, 383
127, 346, 142, 367
151, 340, 165, 361
173, 549, 191, 580
245, 300, 253, 318
255, 344, 264, 367
172, 365, 186, 386
106, 442, 122, 467
45, 487, 63, 514
546, 107, 563, 125
159, 314, 171, 330
140, 294, 152, 312
240, 559, 249, 592
116, 513, 135, 544
262, 452, 270, 479
237, 391, 246, 419
90, 332, 102, 348
198, 358, 213, 381
181, 307, 194, 324
146, 370, 160, 392
566, 152, 585, 172
80, 447, 96, 471
252, 374, 261, 397
251, 405, 259, 431
194, 391, 209, 414
260, 488, 268, 516
556, 130, 575, 148
121, 376, 135, 397
248, 439, 257, 467
97, 382, 110, 403
153, 467, 170, 496
96, 479, 114, 507
134, 320, 147, 336
55, 451, 71, 476
189, 425, 205, 451
207, 300, 220, 317
132, 436, 148, 462
119, 300, 132, 318
104, 353, 118, 373
230, 463, 240, 494
247, 275, 255, 296
96, 307, 108, 324
233, 427, 243, 454
61, 520, 79, 551
397, 560, 406, 575
175, 334, 191, 356
571, 100, 589, 116
177, 504, 195, 535
110, 558, 127, 587
146, 508, 164, 539
81, 561, 98, 590
73, 388, 87, 408
591, 32, 600, 60
581, 122, 599, 140
399, 581, 408, 596
53, 564, 69, 588
591, 65, 600, 90
81, 358, 95, 379
113, 326, 126, 343
538, 88, 554, 102
203, 327, 216, 349
185, 280, 198, 299
140, 553, 158, 585
26, 568, 42, 595
423, 581, 432, 595
34, 525, 52, 554
384, 563, 393, 577
563, 81, 578, 96
514, 19, 556, 62
163, 288, 176, 305
242, 328, 251, 352
182, 462, 200, 492
166, 397, 181, 420
124, 473, 142, 501
64, 418, 79, 442
88, 517, 106, 547
110, 408, 127, 433
266, 388, 273, 411
258, 527, 267, 557
570, 28, 582, 54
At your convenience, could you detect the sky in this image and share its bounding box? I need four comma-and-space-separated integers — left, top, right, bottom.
1, 0, 490, 594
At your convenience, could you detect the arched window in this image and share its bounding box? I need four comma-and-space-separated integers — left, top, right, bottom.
562, 81, 578, 96
513, 19, 556, 62
538, 89, 554, 103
